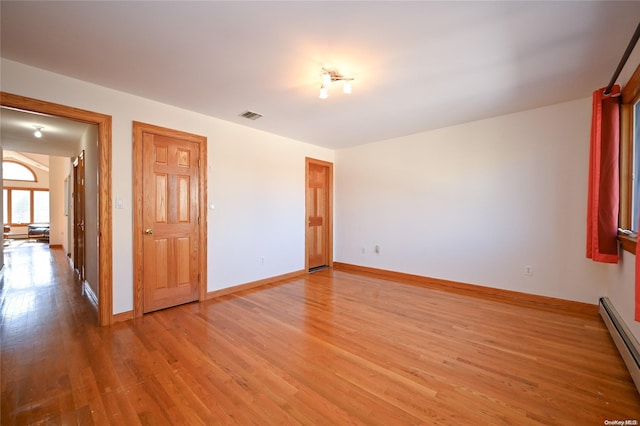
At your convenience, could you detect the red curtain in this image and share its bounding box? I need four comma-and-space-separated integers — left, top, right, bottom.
586, 85, 620, 264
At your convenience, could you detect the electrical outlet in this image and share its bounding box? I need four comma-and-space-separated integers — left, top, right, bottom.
375, 245, 380, 254
524, 265, 533, 276
361, 247, 366, 254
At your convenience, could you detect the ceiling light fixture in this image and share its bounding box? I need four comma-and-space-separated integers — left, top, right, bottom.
319, 86, 329, 100
319, 68, 354, 99
33, 125, 44, 138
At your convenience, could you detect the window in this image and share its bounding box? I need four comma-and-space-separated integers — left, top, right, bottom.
33, 191, 50, 223
2, 188, 49, 225
619, 63, 640, 253
3, 161, 36, 181
11, 190, 31, 224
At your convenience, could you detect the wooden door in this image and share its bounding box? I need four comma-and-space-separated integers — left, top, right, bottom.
306, 158, 333, 271
140, 131, 202, 313
73, 151, 85, 281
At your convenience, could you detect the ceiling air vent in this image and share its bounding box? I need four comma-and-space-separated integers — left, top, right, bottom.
239, 110, 263, 120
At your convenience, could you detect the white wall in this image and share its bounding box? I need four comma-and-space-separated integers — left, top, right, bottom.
79, 125, 99, 296
1, 58, 334, 315
336, 98, 616, 304
48, 156, 70, 247
606, 251, 640, 341
5, 57, 640, 343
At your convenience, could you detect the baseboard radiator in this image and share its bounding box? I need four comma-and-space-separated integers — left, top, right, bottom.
599, 297, 640, 394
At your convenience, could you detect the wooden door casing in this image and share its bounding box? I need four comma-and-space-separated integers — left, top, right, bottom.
305, 158, 333, 270
1, 92, 113, 326
133, 122, 207, 317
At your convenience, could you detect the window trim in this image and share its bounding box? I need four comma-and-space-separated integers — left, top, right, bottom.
619, 62, 640, 253
3, 187, 50, 226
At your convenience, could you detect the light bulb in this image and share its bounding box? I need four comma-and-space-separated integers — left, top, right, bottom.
322, 72, 332, 87
34, 126, 43, 138
319, 86, 328, 99
343, 81, 352, 94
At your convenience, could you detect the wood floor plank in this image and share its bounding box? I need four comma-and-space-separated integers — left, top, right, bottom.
1, 243, 639, 424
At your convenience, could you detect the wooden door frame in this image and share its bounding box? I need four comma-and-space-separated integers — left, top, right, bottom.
1, 92, 113, 326
305, 157, 334, 271
132, 121, 207, 318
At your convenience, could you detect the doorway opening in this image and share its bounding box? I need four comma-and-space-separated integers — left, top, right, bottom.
1, 92, 113, 326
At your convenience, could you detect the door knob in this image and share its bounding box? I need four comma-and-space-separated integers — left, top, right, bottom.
145, 228, 154, 235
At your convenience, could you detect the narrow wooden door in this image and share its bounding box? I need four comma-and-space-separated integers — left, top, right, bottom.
73, 151, 85, 281
306, 158, 333, 270
142, 132, 200, 313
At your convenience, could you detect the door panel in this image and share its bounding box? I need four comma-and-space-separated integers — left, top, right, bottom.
142, 133, 200, 313
306, 158, 333, 270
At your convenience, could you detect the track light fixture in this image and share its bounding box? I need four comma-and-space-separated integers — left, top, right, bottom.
319, 68, 354, 99
33, 125, 44, 138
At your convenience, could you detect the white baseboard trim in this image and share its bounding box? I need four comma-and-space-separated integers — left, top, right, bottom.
83, 281, 98, 307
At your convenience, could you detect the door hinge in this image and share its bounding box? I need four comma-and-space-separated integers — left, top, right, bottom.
197, 216, 200, 224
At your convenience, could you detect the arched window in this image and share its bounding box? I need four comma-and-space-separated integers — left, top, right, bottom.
3, 161, 36, 182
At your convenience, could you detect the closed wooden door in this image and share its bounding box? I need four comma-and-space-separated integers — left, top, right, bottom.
142, 132, 200, 313
73, 151, 85, 281
306, 158, 333, 270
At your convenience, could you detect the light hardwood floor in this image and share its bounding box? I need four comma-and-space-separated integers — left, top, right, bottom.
1, 243, 639, 424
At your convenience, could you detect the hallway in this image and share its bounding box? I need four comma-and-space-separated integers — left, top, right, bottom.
1, 243, 96, 423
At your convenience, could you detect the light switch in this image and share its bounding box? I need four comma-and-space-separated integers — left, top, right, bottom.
116, 197, 124, 209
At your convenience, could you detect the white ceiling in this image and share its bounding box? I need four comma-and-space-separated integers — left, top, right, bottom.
0, 107, 92, 157
1, 1, 640, 150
